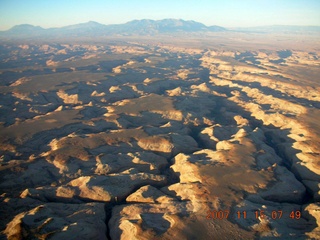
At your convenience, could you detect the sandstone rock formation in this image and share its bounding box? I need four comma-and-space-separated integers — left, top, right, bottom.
4, 202, 107, 240
0, 38, 319, 239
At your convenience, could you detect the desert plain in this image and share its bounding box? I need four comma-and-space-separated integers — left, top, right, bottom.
0, 30, 320, 239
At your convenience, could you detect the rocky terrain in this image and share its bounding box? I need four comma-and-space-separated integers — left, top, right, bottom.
0, 35, 319, 239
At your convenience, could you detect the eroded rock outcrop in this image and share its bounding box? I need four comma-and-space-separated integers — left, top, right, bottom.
4, 202, 107, 240
1, 42, 319, 239
21, 172, 167, 202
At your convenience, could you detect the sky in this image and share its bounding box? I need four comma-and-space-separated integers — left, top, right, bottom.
0, 0, 319, 30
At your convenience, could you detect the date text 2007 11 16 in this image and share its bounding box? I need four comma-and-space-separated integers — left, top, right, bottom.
206, 210, 301, 220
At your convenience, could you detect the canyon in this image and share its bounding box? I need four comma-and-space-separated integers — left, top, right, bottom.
0, 30, 319, 239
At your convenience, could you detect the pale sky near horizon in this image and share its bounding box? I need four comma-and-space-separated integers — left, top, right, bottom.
0, 0, 319, 30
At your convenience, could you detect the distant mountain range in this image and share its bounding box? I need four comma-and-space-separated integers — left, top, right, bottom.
0, 19, 319, 39
0, 19, 225, 39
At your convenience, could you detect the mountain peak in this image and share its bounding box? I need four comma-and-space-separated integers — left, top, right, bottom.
61, 21, 106, 30
122, 18, 212, 34
84, 21, 104, 27
9, 24, 44, 32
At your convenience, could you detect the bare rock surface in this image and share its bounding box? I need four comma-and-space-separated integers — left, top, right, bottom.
259, 165, 306, 203
21, 172, 167, 202
126, 185, 177, 203
108, 203, 189, 240
95, 152, 168, 175
4, 202, 107, 240
0, 38, 319, 239
233, 200, 314, 239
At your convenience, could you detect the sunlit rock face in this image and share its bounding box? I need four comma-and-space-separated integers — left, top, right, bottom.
0, 33, 319, 239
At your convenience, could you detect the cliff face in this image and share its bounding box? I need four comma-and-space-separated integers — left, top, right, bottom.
0, 38, 319, 239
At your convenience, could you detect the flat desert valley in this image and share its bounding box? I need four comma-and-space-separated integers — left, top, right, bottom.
0, 31, 320, 239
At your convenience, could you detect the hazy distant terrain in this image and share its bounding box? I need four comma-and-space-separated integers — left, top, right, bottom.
0, 20, 320, 239
1, 19, 320, 39
0, 19, 225, 39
